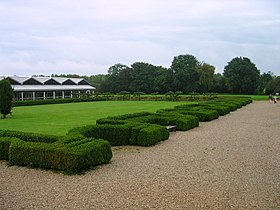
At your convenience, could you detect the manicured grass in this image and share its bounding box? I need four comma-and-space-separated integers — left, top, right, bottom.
0, 101, 190, 135
218, 94, 268, 101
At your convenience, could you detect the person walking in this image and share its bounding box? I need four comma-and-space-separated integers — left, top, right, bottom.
269, 94, 273, 104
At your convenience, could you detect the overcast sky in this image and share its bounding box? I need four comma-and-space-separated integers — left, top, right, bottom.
1, 0, 279, 76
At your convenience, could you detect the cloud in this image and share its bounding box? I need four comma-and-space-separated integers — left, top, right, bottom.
0, 0, 280, 76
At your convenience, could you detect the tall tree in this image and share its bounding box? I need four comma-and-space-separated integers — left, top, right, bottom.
129, 62, 157, 93
0, 78, 13, 119
100, 63, 129, 93
171, 54, 199, 93
196, 62, 215, 93
257, 72, 274, 94
224, 57, 260, 94
108, 63, 128, 78
265, 76, 280, 94
212, 73, 228, 93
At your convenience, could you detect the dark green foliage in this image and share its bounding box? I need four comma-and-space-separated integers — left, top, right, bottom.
137, 126, 168, 146
171, 54, 199, 93
144, 113, 199, 131
176, 109, 219, 122
0, 79, 13, 118
198, 104, 231, 116
265, 76, 280, 94
0, 130, 60, 143
68, 124, 131, 146
224, 57, 260, 94
68, 123, 170, 147
9, 139, 112, 173
105, 112, 153, 120
96, 118, 125, 125
0, 137, 21, 160
12, 97, 106, 107
0, 131, 113, 173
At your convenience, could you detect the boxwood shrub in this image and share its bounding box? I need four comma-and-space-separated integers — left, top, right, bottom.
0, 130, 60, 143
68, 124, 131, 146
68, 123, 170, 147
0, 137, 22, 160
0, 133, 113, 173
9, 139, 112, 173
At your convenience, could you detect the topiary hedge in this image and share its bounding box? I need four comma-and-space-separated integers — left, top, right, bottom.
0, 133, 113, 173
68, 123, 170, 147
8, 138, 112, 173
0, 130, 60, 143
68, 124, 131, 146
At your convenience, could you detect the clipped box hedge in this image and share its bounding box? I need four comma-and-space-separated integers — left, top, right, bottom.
0, 133, 113, 173
0, 130, 60, 143
68, 124, 131, 146
0, 137, 22, 160
8, 138, 112, 173
157, 108, 219, 122
68, 123, 170, 147
99, 112, 199, 132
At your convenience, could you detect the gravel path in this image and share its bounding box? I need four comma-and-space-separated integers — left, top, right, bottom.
1, 101, 280, 209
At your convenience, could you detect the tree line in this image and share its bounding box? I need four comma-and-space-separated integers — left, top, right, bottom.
52, 54, 279, 95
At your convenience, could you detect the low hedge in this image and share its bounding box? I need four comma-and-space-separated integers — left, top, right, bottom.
68, 123, 170, 147
153, 113, 199, 131
157, 108, 219, 122
196, 104, 231, 116
0, 137, 22, 160
105, 112, 153, 120
177, 109, 219, 122
12, 97, 107, 107
0, 133, 113, 173
9, 138, 112, 173
68, 124, 131, 146
0, 130, 60, 143
100, 112, 199, 131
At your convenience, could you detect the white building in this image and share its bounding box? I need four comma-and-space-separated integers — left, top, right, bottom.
0, 76, 95, 101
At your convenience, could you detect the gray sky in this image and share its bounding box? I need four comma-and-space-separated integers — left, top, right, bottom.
1, 0, 280, 76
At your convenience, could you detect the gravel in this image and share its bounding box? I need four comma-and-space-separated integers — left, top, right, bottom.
1, 101, 280, 209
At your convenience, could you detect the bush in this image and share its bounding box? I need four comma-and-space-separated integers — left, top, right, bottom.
155, 113, 199, 131
137, 126, 169, 146
68, 124, 131, 146
105, 112, 153, 120
68, 122, 170, 147
0, 130, 60, 143
12, 97, 107, 107
9, 139, 112, 173
0, 137, 22, 160
177, 109, 219, 122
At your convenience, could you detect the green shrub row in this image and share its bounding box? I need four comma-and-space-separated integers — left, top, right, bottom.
157, 109, 219, 122
161, 97, 252, 121
0, 130, 60, 143
97, 112, 199, 131
1, 96, 252, 173
0, 135, 112, 173
68, 123, 170, 146
12, 97, 106, 107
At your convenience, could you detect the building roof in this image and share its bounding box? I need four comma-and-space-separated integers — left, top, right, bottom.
1, 76, 95, 92
12, 85, 95, 92
5, 76, 92, 86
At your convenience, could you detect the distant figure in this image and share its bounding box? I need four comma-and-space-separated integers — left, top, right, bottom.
269, 94, 273, 104
273, 95, 277, 104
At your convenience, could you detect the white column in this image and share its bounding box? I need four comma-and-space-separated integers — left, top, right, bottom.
21, 92, 24, 101
78, 91, 80, 98
33, 92, 35, 100
43, 92, 46, 100
53, 91, 56, 99
70, 91, 73, 98
62, 91, 65, 99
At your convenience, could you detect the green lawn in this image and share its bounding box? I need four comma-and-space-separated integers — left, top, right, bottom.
0, 101, 190, 135
218, 94, 268, 100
